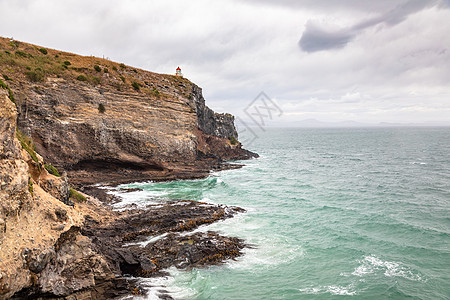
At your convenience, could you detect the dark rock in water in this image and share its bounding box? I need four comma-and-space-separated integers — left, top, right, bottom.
119, 187, 144, 193
139, 231, 244, 270
82, 200, 246, 281
8, 198, 247, 299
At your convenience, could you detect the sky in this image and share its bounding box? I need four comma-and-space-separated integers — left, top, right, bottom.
1, 0, 450, 126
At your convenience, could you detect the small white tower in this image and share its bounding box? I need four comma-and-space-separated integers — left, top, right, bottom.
175, 66, 183, 77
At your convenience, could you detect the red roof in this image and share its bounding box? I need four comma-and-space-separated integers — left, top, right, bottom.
176, 66, 181, 70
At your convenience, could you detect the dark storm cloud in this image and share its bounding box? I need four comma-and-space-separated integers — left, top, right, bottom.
299, 0, 444, 52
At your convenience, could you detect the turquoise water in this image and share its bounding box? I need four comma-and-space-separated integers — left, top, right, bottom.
114, 128, 450, 299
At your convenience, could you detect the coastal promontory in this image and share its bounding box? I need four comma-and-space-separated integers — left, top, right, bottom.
0, 37, 256, 299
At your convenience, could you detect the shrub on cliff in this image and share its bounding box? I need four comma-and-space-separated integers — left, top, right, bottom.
89, 75, 101, 85
76, 75, 87, 81
28, 177, 34, 196
26, 70, 45, 82
10, 40, 19, 49
77, 74, 100, 85
94, 65, 101, 72
152, 87, 160, 97
0, 78, 16, 105
15, 51, 29, 58
0, 78, 7, 89
132, 81, 140, 91
69, 188, 86, 202
39, 48, 48, 55
44, 163, 61, 177
228, 136, 239, 145
63, 60, 71, 66
98, 103, 106, 113
16, 130, 39, 163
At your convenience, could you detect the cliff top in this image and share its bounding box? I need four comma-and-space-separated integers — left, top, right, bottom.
0, 37, 256, 186
0, 36, 193, 101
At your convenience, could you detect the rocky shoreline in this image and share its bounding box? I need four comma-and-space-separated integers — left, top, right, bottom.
0, 38, 257, 299
78, 171, 249, 300
13, 192, 248, 300
1, 87, 253, 299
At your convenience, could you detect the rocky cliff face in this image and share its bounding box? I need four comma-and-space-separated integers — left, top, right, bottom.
0, 90, 34, 298
192, 84, 238, 139
0, 37, 256, 185
0, 90, 247, 299
0, 38, 257, 299
0, 90, 99, 299
17, 78, 197, 173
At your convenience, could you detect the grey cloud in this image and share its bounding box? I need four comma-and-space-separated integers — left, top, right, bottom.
243, 0, 410, 13
299, 22, 355, 52
299, 0, 443, 52
364, 0, 439, 26
1, 0, 449, 124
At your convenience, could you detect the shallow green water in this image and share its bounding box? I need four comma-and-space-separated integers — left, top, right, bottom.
113, 128, 450, 299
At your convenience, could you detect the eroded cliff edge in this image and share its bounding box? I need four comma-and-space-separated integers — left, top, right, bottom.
0, 89, 105, 299
0, 92, 245, 298
1, 37, 256, 187
0, 38, 256, 299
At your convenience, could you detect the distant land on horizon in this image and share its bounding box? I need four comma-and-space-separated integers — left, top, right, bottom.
236, 118, 450, 129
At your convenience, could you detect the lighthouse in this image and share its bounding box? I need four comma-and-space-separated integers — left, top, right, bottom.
175, 66, 183, 77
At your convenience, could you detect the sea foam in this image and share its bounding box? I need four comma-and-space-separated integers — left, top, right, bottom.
351, 255, 425, 282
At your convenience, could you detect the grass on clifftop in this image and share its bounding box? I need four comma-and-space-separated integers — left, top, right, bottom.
0, 37, 195, 102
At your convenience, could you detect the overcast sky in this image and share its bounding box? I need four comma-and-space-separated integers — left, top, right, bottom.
1, 0, 449, 125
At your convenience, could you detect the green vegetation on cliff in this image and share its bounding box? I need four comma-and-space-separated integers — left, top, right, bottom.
98, 103, 106, 113
16, 129, 38, 163
69, 187, 86, 202
0, 77, 16, 105
0, 37, 191, 99
44, 163, 61, 177
228, 136, 239, 145
28, 177, 34, 195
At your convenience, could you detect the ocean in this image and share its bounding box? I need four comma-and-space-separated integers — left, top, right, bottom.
109, 127, 450, 299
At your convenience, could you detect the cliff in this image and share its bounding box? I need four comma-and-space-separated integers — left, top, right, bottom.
0, 38, 256, 299
0, 37, 257, 187
0, 89, 110, 299
1, 90, 245, 299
